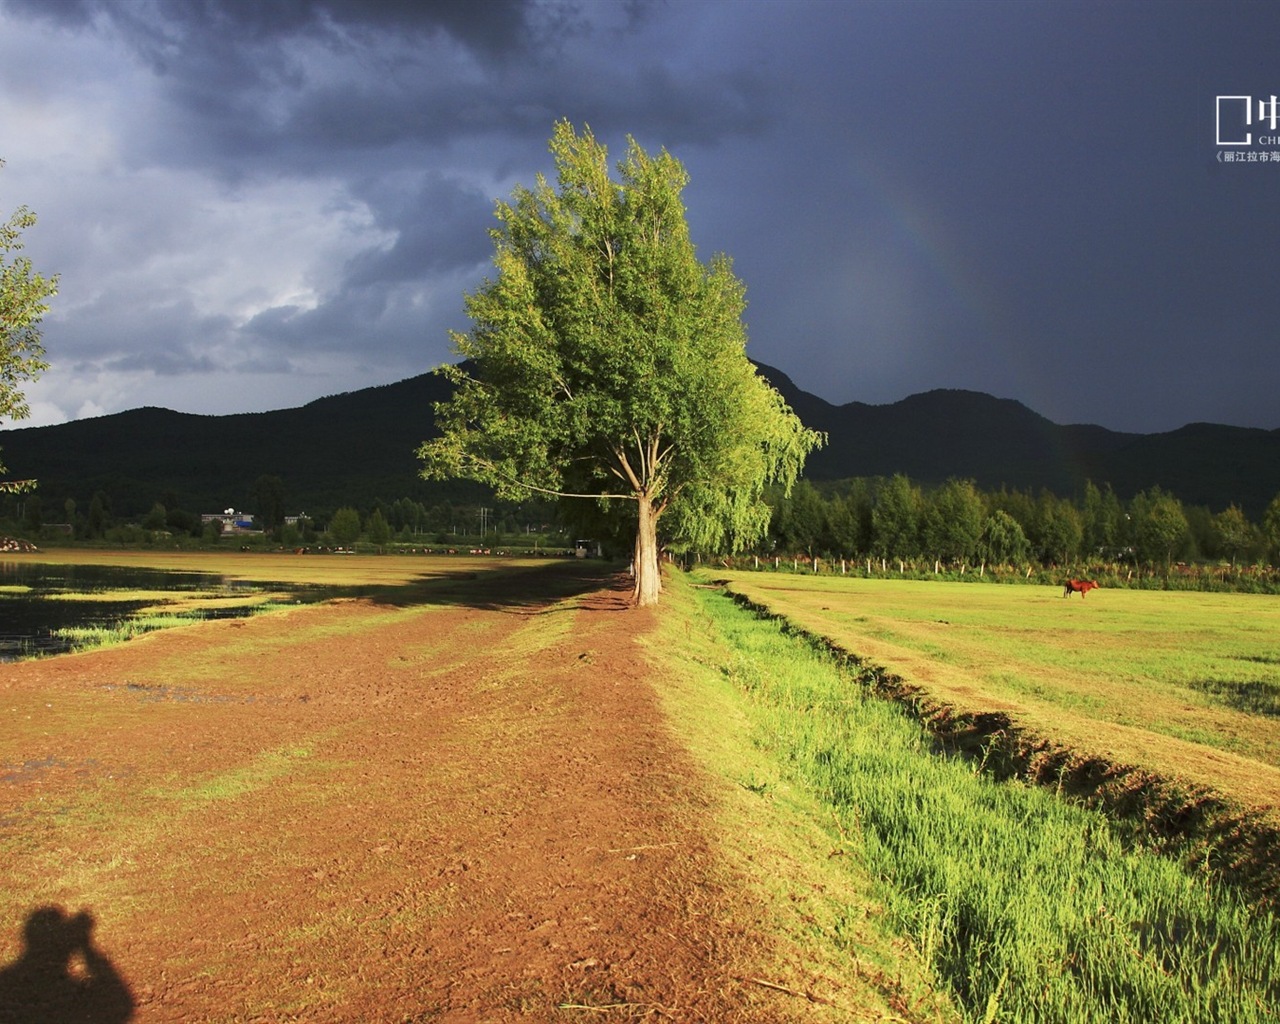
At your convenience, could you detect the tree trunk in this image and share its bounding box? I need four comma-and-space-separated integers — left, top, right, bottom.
633, 494, 662, 607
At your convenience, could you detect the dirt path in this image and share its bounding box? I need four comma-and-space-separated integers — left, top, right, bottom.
0, 563, 817, 1022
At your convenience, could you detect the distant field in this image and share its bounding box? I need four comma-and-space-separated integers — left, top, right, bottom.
699, 571, 1280, 818
7, 547, 551, 589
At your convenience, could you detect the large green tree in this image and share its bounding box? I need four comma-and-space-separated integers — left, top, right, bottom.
1, 159, 58, 491
920, 478, 985, 567
872, 473, 921, 562
980, 508, 1029, 566
419, 122, 822, 605
1032, 491, 1084, 565
1212, 504, 1252, 568
1130, 486, 1189, 568
328, 507, 362, 547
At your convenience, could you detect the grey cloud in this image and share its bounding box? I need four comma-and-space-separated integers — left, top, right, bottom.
9, 0, 775, 167
240, 283, 425, 357
4, 0, 536, 54
102, 347, 220, 376
320, 0, 535, 55
1, 0, 96, 24
343, 174, 495, 286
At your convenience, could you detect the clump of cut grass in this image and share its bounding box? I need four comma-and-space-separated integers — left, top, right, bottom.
50, 599, 296, 655
692, 585, 1280, 1024
53, 614, 200, 649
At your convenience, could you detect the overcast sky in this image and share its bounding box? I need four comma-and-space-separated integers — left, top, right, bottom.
1, 0, 1277, 434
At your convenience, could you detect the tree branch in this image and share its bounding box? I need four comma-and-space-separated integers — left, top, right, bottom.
461, 453, 636, 502
613, 445, 643, 492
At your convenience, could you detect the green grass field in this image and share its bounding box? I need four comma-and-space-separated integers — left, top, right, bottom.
697, 571, 1280, 818
675, 571, 1280, 1023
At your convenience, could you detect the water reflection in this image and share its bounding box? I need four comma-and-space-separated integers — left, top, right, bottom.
0, 561, 283, 661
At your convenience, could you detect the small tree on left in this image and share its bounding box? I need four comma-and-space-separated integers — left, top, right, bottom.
1, 158, 58, 493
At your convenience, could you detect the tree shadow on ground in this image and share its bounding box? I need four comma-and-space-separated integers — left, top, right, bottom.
360, 557, 634, 614
0, 906, 135, 1024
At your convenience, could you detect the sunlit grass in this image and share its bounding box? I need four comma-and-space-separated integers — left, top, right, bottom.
52, 614, 206, 648
685, 579, 1280, 1024
42, 588, 196, 603
645, 575, 960, 1022
702, 572, 1280, 809
155, 746, 313, 805
10, 548, 547, 588
12, 551, 586, 659
47, 602, 292, 652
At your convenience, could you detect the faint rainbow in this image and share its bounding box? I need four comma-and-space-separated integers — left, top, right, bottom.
848, 156, 1094, 493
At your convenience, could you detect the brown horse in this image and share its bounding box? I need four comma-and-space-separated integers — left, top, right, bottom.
1063, 578, 1100, 598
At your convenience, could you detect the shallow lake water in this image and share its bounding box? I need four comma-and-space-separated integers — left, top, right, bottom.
0, 561, 284, 660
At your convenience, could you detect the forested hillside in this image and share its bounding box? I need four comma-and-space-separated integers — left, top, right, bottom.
1, 363, 1277, 534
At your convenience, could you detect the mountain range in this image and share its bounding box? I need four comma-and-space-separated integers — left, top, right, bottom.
2, 364, 1277, 520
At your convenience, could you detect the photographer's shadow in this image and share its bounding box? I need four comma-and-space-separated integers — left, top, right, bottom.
0, 907, 134, 1024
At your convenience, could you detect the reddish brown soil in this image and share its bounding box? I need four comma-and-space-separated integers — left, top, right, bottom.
0, 563, 828, 1023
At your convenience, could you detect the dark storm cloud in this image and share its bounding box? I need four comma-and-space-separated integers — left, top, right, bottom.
344, 173, 494, 285
9, 0, 769, 178
7, 0, 536, 52
2, 0, 1279, 432
103, 347, 221, 377
5, 0, 551, 177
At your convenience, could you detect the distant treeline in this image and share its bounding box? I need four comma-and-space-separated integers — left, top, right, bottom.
0, 482, 565, 549
6, 472, 1280, 586
758, 475, 1280, 577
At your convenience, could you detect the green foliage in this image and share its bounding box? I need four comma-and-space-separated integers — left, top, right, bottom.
419, 122, 822, 601
1131, 487, 1191, 568
1032, 490, 1084, 564
694, 585, 1280, 1023
1082, 480, 1123, 553
364, 507, 391, 549
328, 506, 361, 546
751, 475, 1280, 587
252, 474, 286, 535
142, 502, 168, 531
921, 478, 985, 564
1261, 495, 1280, 563
0, 158, 58, 489
1213, 505, 1252, 567
769, 479, 828, 552
872, 473, 922, 558
980, 509, 1029, 564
